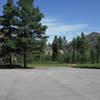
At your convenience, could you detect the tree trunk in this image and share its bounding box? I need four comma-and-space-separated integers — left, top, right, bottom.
23, 50, 27, 68
9, 55, 12, 65
97, 54, 99, 63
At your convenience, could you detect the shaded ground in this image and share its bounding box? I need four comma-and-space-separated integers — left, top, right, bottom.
0, 65, 34, 69
0, 67, 100, 100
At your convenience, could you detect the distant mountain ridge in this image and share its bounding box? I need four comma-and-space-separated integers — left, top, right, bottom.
86, 32, 100, 48
67, 32, 100, 50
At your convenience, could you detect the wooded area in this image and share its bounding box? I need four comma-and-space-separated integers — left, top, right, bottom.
0, 0, 100, 68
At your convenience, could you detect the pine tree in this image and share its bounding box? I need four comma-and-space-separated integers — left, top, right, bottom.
75, 32, 89, 63
52, 36, 68, 62
62, 36, 67, 48
95, 37, 100, 63
72, 38, 77, 63
79, 32, 88, 63
0, 0, 17, 65
52, 36, 59, 61
15, 0, 47, 67
58, 36, 63, 50
75, 36, 81, 63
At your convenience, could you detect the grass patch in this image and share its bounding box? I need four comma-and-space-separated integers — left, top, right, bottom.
72, 64, 100, 69
27, 61, 68, 67
28, 63, 100, 69
15, 62, 100, 68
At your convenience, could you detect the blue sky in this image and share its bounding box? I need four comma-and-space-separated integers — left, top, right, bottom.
0, 0, 100, 43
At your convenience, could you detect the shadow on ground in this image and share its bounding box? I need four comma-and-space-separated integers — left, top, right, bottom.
0, 65, 34, 69
73, 67, 100, 69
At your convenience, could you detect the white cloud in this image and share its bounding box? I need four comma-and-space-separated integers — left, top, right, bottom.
42, 17, 59, 23
42, 17, 90, 43
47, 24, 89, 35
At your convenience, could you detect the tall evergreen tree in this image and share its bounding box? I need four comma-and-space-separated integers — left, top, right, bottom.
52, 36, 59, 61
75, 32, 89, 63
15, 0, 47, 67
58, 36, 63, 50
0, 0, 17, 65
72, 37, 77, 63
79, 32, 89, 63
62, 36, 67, 48
95, 37, 100, 63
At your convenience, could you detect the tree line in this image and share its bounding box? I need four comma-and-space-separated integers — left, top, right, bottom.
51, 33, 100, 64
